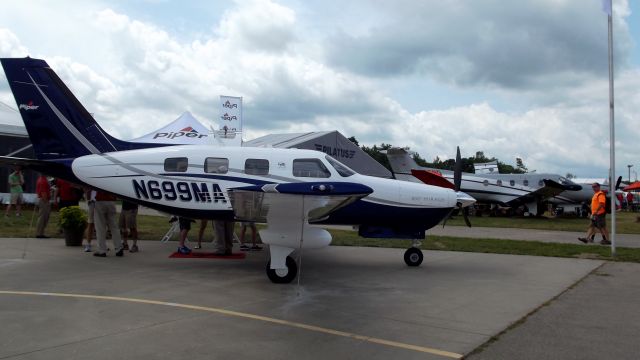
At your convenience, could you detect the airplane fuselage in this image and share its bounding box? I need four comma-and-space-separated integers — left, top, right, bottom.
72, 145, 456, 229
435, 170, 577, 204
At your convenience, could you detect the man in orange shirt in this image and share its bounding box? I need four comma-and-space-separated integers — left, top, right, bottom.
579, 182, 610, 245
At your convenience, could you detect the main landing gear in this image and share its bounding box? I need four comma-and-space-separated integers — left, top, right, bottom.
266, 256, 298, 283
404, 239, 423, 267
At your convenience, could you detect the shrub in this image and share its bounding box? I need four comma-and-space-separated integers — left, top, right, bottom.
58, 206, 88, 232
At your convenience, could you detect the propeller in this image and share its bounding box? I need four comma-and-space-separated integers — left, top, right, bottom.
615, 176, 623, 191
443, 146, 473, 227
453, 146, 462, 192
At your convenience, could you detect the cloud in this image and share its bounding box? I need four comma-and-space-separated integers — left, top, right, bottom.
323, 0, 634, 92
216, 0, 297, 53
0, 0, 637, 177
0, 29, 29, 57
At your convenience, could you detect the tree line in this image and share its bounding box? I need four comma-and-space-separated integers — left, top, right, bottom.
348, 137, 528, 174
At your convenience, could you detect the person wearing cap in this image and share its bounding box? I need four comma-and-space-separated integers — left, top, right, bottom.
578, 182, 611, 245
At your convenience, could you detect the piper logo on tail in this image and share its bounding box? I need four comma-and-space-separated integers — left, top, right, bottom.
153, 126, 208, 140
19, 101, 39, 111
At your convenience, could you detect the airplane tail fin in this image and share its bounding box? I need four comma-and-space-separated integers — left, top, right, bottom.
385, 147, 419, 175
1, 57, 157, 160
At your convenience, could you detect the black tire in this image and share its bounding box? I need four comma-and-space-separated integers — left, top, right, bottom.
266, 256, 298, 283
404, 248, 423, 267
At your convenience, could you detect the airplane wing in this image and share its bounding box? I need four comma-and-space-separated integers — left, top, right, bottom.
506, 179, 568, 205
228, 182, 373, 223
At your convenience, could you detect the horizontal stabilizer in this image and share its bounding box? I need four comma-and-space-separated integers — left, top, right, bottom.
0, 156, 73, 180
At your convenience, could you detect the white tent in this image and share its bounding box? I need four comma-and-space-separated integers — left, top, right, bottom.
129, 111, 211, 145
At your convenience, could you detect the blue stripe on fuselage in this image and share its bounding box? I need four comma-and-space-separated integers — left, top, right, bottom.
159, 173, 273, 185
91, 172, 274, 186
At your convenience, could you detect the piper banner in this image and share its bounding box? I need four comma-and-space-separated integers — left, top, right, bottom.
218, 95, 242, 138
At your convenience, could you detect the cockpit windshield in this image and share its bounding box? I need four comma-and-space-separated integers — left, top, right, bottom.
325, 156, 356, 177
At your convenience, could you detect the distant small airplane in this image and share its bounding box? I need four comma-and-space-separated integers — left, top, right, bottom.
386, 147, 582, 216
0, 57, 475, 283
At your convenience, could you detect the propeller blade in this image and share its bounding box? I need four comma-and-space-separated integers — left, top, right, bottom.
462, 207, 472, 227
616, 176, 623, 190
442, 207, 456, 228
454, 146, 462, 192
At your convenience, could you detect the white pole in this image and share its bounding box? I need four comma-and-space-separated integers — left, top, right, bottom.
607, 2, 616, 256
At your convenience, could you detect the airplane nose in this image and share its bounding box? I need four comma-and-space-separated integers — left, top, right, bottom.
456, 191, 476, 208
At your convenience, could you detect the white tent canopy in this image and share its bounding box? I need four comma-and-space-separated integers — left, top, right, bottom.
129, 111, 211, 145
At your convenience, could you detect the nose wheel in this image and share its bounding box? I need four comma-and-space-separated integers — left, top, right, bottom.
404, 247, 423, 267
266, 256, 298, 283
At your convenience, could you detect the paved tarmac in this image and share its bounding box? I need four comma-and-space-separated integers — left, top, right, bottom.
430, 226, 640, 248
0, 237, 604, 359
468, 261, 640, 360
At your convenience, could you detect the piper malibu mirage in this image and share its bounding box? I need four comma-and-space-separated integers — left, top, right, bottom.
0, 57, 475, 283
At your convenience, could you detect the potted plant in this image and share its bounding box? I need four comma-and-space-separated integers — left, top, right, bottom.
58, 206, 87, 246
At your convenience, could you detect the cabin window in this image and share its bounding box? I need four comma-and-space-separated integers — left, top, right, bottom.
245, 159, 269, 175
164, 157, 188, 172
204, 157, 229, 174
523, 180, 529, 186
497, 180, 502, 186
538, 180, 544, 186
483, 180, 489, 186
325, 155, 355, 177
293, 158, 331, 178
509, 180, 515, 186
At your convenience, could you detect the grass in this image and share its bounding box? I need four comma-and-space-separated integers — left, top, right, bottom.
329, 229, 640, 263
0, 206, 173, 240
445, 211, 640, 234
3, 206, 640, 263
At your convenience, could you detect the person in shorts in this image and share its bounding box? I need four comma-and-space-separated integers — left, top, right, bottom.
5, 165, 24, 217
579, 182, 610, 245
119, 200, 139, 252
239, 221, 261, 251
177, 217, 195, 254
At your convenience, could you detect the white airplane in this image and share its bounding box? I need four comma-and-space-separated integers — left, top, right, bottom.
386, 147, 582, 217
0, 57, 475, 283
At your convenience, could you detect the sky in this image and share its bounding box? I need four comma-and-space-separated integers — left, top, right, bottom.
0, 0, 638, 179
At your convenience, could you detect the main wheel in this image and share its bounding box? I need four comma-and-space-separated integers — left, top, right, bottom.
404, 248, 423, 267
266, 256, 298, 283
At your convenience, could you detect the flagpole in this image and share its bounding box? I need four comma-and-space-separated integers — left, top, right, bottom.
606, 1, 616, 257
